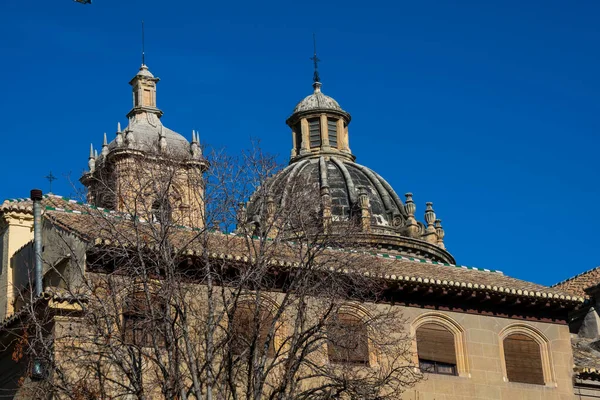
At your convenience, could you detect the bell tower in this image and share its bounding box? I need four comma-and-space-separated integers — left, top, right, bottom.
80, 62, 208, 228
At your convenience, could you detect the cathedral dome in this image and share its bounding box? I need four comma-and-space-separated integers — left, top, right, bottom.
107, 114, 192, 158
293, 82, 345, 114
246, 156, 455, 264
259, 157, 406, 228
246, 64, 453, 263
98, 64, 204, 161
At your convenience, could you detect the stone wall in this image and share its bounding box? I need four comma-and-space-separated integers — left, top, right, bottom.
401, 308, 574, 400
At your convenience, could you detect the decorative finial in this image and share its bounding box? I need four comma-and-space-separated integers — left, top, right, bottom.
422, 201, 438, 243
310, 33, 321, 84
101, 133, 109, 156
141, 20, 146, 66
404, 193, 419, 237
117, 122, 121, 133
88, 144, 96, 172
424, 202, 436, 230
190, 130, 201, 158
404, 193, 415, 218
45, 172, 57, 194
435, 219, 445, 249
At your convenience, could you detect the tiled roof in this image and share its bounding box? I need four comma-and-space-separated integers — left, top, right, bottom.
553, 266, 600, 298
2, 195, 585, 305
0, 289, 85, 332
572, 337, 600, 380
0, 194, 90, 214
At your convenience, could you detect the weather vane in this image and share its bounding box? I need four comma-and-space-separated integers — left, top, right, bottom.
45, 172, 57, 193
310, 33, 320, 83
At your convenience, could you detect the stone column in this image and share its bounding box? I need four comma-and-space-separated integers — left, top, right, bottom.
357, 186, 371, 232
300, 118, 309, 155
291, 129, 297, 157
320, 114, 330, 149
341, 120, 351, 153
334, 118, 342, 151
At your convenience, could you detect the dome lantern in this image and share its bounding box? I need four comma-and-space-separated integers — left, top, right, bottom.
286, 39, 353, 163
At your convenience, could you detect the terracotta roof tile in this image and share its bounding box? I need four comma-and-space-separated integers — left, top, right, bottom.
3, 194, 583, 304
37, 201, 584, 305
553, 267, 600, 298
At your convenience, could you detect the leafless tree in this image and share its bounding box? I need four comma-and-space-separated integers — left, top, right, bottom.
3, 145, 421, 399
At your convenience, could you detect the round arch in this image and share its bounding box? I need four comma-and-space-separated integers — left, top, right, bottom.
498, 323, 555, 386
411, 312, 470, 377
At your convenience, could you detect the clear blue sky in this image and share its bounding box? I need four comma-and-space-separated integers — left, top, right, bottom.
1, 0, 598, 286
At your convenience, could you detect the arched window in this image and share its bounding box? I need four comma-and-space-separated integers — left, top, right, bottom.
123, 291, 166, 347
327, 312, 370, 365
230, 302, 275, 358
503, 333, 544, 385
416, 323, 457, 375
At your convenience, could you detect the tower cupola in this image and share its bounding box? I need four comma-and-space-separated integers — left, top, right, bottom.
127, 64, 163, 119
286, 40, 353, 163
245, 39, 454, 264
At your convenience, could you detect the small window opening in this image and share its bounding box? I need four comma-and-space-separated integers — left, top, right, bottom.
123, 292, 166, 347
294, 122, 302, 152
230, 303, 275, 358
327, 313, 369, 365
151, 198, 172, 224
416, 323, 457, 376
327, 118, 338, 148
308, 118, 321, 148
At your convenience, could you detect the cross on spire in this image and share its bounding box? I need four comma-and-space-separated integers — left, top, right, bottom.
45, 171, 57, 193
310, 33, 321, 83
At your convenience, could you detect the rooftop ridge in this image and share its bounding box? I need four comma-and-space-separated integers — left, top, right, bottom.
36, 196, 587, 304
40, 195, 503, 275
552, 265, 600, 288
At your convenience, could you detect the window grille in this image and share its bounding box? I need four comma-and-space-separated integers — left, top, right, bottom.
327, 118, 338, 147
308, 118, 321, 148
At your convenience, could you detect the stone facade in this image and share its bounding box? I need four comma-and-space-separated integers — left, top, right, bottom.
0, 61, 594, 399
403, 309, 574, 400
